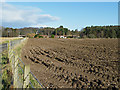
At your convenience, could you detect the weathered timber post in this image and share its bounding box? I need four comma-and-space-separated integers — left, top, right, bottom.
8, 41, 14, 74
9, 49, 13, 62
23, 65, 30, 88
8, 40, 10, 58
10, 50, 14, 75
14, 54, 18, 88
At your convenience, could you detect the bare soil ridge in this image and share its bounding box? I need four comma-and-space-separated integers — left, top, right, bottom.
22, 38, 119, 88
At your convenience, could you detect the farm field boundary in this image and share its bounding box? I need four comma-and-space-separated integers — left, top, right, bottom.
21, 38, 119, 88
1, 38, 44, 88
0, 37, 23, 44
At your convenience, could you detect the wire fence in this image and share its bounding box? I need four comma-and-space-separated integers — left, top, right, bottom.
1, 38, 44, 88
0, 42, 8, 53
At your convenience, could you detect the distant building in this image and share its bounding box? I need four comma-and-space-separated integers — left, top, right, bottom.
18, 35, 26, 37
59, 36, 66, 38
72, 35, 80, 38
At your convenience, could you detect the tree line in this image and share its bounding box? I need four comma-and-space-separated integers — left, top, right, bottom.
0, 25, 120, 38
80, 26, 120, 38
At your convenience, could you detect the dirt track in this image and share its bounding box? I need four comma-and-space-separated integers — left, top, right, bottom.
21, 38, 119, 88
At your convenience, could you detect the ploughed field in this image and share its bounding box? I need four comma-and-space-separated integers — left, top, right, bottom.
22, 38, 119, 88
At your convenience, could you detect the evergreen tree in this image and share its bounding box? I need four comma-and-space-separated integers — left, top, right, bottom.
112, 29, 117, 38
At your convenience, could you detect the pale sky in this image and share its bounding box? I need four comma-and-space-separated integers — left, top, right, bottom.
0, 1, 118, 30
0, 0, 120, 2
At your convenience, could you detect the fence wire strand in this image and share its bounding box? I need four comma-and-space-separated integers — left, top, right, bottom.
1, 38, 44, 88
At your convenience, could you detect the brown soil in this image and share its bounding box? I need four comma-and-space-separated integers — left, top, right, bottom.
21, 38, 119, 88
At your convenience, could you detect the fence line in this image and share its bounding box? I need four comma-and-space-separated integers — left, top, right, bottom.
6, 38, 44, 88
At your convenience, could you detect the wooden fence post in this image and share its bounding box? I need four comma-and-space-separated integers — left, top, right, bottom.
13, 54, 18, 88
10, 50, 14, 74
8, 40, 13, 68
8, 40, 10, 58
23, 65, 30, 88
8, 41, 14, 74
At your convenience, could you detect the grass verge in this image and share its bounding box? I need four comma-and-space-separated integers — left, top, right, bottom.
1, 38, 27, 89
1, 50, 12, 89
